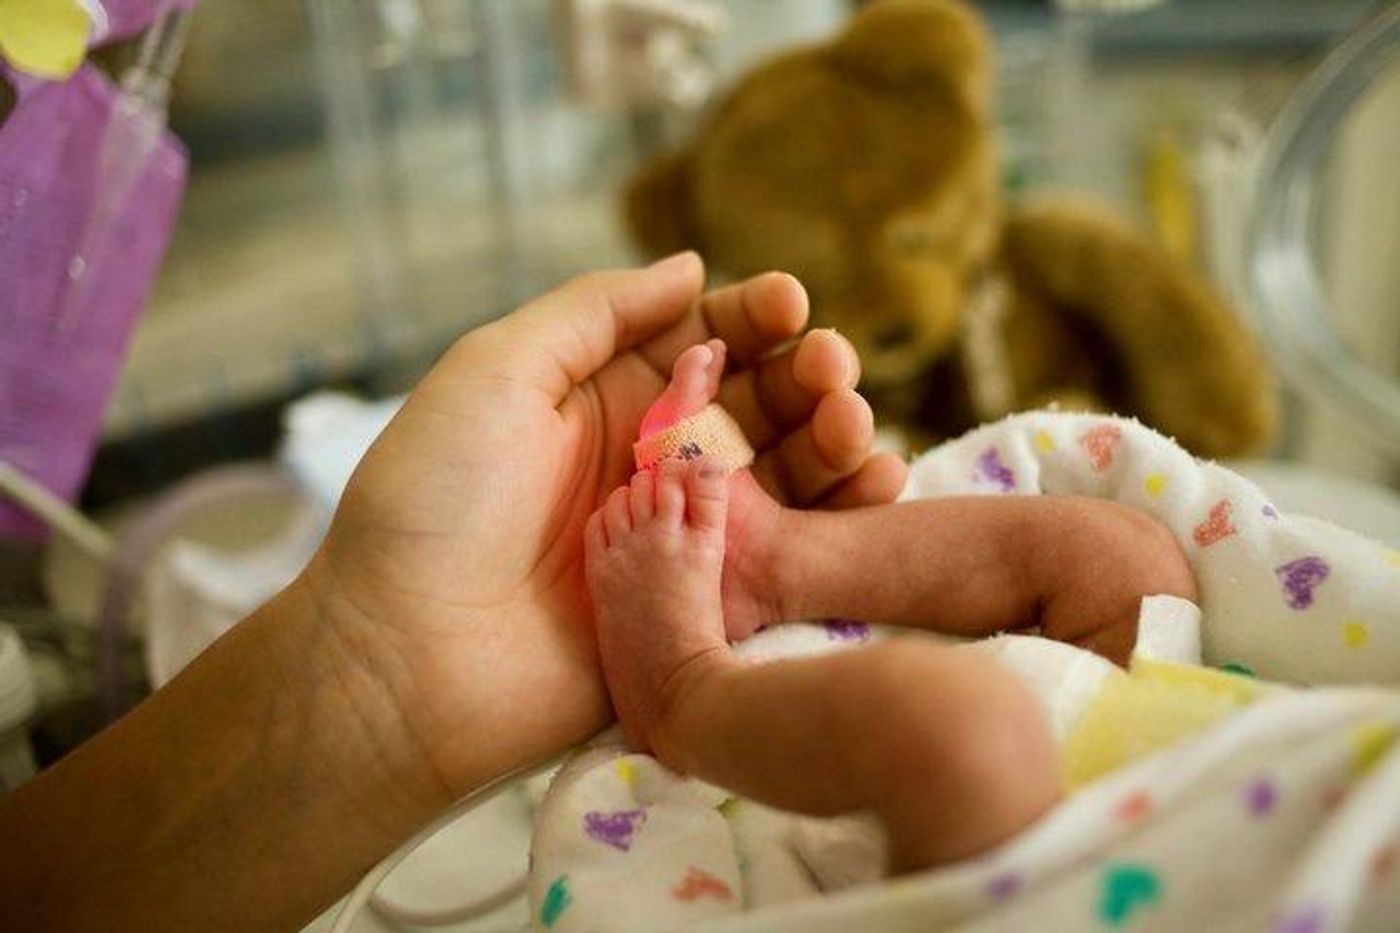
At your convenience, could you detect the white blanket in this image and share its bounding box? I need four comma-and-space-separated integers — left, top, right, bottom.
528, 412, 1400, 932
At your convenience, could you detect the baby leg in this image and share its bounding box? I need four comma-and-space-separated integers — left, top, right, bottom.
662, 638, 1062, 871
769, 496, 1197, 665
585, 460, 1060, 871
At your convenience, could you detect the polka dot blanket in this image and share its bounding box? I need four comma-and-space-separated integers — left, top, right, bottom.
528, 412, 1400, 932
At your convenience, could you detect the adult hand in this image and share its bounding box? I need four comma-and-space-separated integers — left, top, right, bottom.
303, 252, 907, 800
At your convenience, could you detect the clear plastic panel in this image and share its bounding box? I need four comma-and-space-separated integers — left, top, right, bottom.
1245, 6, 1400, 450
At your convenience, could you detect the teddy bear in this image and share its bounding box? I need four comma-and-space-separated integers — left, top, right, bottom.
623, 0, 1275, 457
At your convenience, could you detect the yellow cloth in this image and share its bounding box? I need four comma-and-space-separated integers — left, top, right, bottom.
1062, 658, 1271, 789
0, 0, 90, 80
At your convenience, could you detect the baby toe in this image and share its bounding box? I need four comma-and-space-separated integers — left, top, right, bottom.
655, 458, 688, 526
604, 486, 633, 541
672, 342, 715, 392
639, 343, 717, 440
585, 509, 608, 553
630, 469, 656, 522
684, 458, 730, 533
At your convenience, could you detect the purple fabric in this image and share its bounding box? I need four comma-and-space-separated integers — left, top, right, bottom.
0, 64, 186, 536
2, 64, 47, 99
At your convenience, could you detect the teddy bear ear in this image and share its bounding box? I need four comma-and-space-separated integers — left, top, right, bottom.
831, 0, 992, 115
622, 146, 701, 259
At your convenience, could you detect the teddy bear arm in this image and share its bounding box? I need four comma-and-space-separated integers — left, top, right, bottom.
1002, 198, 1276, 458
623, 146, 702, 259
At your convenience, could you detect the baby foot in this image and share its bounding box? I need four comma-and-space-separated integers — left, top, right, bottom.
585, 458, 732, 752
638, 338, 726, 439
635, 339, 792, 642
635, 341, 800, 638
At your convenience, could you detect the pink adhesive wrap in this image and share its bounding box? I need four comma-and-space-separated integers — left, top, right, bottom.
633, 404, 755, 472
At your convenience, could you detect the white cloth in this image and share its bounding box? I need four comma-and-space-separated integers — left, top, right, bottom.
901, 412, 1400, 685
528, 412, 1400, 932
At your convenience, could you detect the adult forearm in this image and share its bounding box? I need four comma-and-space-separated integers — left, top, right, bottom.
0, 575, 451, 933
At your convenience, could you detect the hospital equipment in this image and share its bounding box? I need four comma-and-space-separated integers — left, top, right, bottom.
0, 2, 191, 538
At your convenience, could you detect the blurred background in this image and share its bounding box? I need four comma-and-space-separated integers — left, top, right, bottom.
2, 1, 1399, 928
44, 0, 1383, 497
100, 0, 1392, 479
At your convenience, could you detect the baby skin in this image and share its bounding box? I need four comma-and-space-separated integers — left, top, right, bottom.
585, 342, 1196, 872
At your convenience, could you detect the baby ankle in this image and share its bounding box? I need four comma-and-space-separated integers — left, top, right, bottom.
756, 506, 818, 621
647, 646, 730, 770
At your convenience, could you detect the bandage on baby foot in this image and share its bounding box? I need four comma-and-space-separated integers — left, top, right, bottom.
633, 404, 755, 472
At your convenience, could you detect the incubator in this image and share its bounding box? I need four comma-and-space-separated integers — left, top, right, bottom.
1216, 3, 1400, 544
1240, 4, 1400, 473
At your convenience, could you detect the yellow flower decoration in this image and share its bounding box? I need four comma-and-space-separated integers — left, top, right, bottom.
0, 0, 91, 80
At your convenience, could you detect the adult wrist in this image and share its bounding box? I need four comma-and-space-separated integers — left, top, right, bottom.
283, 555, 459, 819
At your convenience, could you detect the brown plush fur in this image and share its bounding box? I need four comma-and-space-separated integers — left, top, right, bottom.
624, 0, 1275, 457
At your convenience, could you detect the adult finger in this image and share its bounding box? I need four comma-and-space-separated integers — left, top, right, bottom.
467, 252, 705, 403
750, 389, 875, 505
636, 271, 809, 378
717, 328, 859, 449
815, 452, 909, 510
